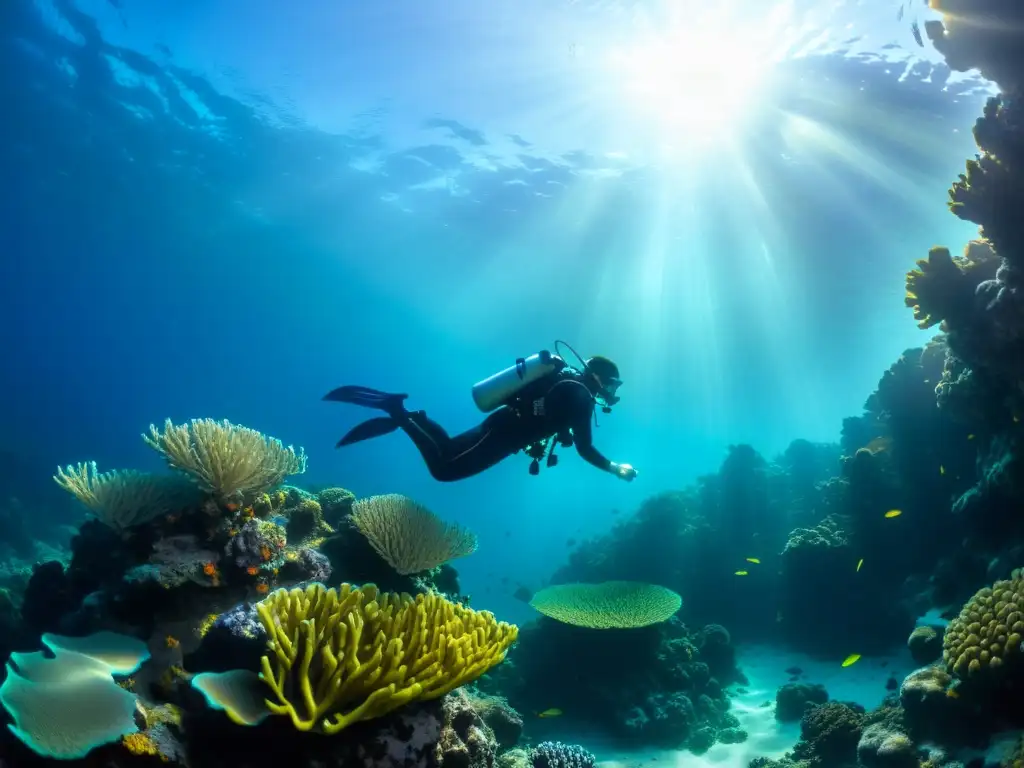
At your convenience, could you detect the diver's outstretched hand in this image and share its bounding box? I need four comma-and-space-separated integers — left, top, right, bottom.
611, 462, 638, 481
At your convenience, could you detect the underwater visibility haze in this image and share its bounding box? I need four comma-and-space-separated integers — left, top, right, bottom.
2, 0, 1024, 766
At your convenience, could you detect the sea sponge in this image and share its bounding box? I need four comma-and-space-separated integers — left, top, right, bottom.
942, 568, 1024, 677
350, 493, 478, 575
317, 486, 356, 527
192, 583, 517, 733
0, 632, 150, 759
285, 497, 332, 544
528, 581, 682, 628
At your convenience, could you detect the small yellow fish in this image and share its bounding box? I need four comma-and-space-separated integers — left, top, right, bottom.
945, 688, 959, 699
841, 653, 861, 667
884, 509, 902, 519
856, 558, 864, 572
537, 708, 563, 718
735, 570, 749, 576
967, 434, 975, 440
746, 557, 761, 564
939, 465, 945, 475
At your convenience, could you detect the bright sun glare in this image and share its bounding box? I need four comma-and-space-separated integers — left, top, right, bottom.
608, 2, 797, 146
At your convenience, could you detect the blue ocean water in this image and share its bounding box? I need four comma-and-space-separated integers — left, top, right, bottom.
0, 0, 989, 624
1, 1, 1019, 765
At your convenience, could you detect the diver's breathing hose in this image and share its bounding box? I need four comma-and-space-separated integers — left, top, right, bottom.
554, 339, 610, 423
554, 339, 587, 374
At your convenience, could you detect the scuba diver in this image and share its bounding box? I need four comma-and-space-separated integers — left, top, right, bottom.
324, 341, 638, 483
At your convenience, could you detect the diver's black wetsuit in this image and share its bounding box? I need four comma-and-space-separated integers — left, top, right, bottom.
399, 374, 611, 482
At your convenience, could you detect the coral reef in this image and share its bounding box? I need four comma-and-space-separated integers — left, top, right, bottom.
3, 21, 1024, 761
530, 741, 596, 768
942, 569, 1024, 679
775, 682, 828, 722
791, 701, 866, 766
484, 613, 746, 752
908, 625, 943, 666
0, 410, 521, 766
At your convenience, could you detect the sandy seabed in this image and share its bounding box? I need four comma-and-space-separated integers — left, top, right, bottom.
587, 643, 916, 768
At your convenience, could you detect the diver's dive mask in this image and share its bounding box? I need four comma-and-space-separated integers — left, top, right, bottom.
595, 376, 622, 410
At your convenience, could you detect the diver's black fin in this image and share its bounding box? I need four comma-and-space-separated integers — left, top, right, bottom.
336, 417, 401, 448
323, 385, 409, 415
324, 385, 395, 403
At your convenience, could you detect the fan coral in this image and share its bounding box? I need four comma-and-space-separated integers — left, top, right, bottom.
144, 417, 306, 502
349, 493, 478, 575
942, 568, 1024, 677
528, 581, 682, 628
52, 462, 194, 531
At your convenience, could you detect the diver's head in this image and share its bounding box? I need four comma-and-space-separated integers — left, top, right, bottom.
583, 355, 623, 408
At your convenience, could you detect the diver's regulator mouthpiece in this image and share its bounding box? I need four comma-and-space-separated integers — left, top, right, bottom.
597, 377, 623, 412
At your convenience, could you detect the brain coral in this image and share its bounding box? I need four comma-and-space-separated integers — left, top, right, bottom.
943, 568, 1024, 677
529, 581, 682, 629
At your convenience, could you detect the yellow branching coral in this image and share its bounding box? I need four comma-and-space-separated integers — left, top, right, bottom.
529, 581, 682, 629
251, 583, 516, 733
143, 418, 306, 502
350, 494, 478, 575
53, 462, 195, 532
943, 568, 1024, 678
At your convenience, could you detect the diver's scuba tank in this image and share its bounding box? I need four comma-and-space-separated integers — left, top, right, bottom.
471, 351, 566, 412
